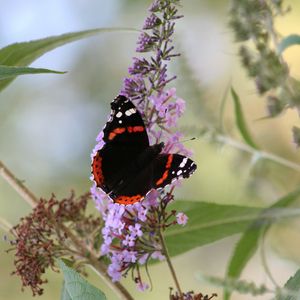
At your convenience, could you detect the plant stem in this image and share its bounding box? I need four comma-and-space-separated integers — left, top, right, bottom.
216, 135, 300, 172
61, 222, 134, 300
0, 161, 39, 207
158, 228, 183, 299
0, 217, 13, 233
0, 159, 134, 300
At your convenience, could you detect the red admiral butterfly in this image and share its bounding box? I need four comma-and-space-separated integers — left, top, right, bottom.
91, 95, 197, 205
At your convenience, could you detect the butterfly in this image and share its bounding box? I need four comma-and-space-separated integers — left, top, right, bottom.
91, 95, 197, 205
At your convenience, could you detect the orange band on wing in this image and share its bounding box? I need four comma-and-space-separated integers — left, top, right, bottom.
166, 154, 173, 168
114, 194, 143, 205
108, 127, 126, 140
92, 152, 104, 186
155, 154, 173, 186
127, 126, 145, 133
156, 170, 168, 186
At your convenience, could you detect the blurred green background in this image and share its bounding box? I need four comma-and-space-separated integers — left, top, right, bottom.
1, 0, 300, 299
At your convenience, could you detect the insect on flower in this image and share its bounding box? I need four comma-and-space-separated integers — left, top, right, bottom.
91, 95, 197, 205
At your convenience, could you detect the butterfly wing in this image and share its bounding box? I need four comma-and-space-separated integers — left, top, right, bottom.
111, 153, 197, 205
153, 154, 197, 189
92, 95, 149, 194
102, 95, 149, 147
111, 163, 154, 205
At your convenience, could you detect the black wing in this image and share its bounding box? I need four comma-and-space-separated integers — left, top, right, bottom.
103, 95, 149, 147
92, 95, 149, 194
152, 154, 197, 189
109, 153, 197, 205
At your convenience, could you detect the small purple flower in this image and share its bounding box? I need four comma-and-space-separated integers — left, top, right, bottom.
136, 32, 156, 52
138, 254, 149, 265
122, 234, 136, 247
144, 189, 159, 207
122, 250, 138, 263
107, 262, 122, 282
149, 0, 160, 13
136, 281, 150, 292
128, 223, 143, 238
128, 57, 151, 75
165, 111, 178, 128
137, 206, 148, 222
121, 75, 146, 103
143, 14, 161, 30
151, 250, 165, 261
175, 98, 186, 116
106, 204, 125, 231
176, 212, 188, 225
100, 241, 111, 255
90, 184, 109, 215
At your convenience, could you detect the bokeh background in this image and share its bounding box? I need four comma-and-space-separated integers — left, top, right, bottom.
1, 0, 300, 299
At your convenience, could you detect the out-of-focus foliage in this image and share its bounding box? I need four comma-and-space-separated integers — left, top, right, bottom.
1, 0, 300, 300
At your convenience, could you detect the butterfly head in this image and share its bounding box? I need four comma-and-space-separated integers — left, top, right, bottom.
154, 142, 165, 154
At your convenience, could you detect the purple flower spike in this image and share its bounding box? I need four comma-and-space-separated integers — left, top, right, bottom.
91, 0, 195, 290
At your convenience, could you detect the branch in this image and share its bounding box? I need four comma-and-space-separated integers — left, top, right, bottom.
0, 159, 134, 300
216, 135, 300, 172
0, 161, 38, 207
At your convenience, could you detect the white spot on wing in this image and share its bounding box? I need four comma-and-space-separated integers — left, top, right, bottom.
179, 157, 188, 168
116, 111, 122, 118
125, 108, 136, 116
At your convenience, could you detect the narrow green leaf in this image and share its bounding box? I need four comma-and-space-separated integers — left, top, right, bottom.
218, 81, 231, 132
224, 188, 300, 300
0, 27, 137, 92
231, 87, 259, 149
164, 201, 261, 257
61, 281, 72, 300
0, 65, 65, 80
58, 259, 106, 300
276, 269, 300, 300
277, 34, 300, 54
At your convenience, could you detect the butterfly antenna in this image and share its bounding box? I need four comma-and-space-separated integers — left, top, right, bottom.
179, 137, 196, 143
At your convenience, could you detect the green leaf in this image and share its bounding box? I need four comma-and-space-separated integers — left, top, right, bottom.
224, 188, 300, 300
0, 27, 137, 92
58, 259, 106, 300
200, 275, 268, 297
218, 81, 231, 132
276, 269, 300, 300
164, 201, 261, 257
277, 34, 300, 54
61, 281, 72, 300
0, 65, 65, 80
231, 87, 259, 149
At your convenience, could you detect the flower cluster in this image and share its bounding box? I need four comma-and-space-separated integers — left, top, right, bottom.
121, 0, 191, 156
228, 0, 300, 117
9, 193, 101, 295
229, 0, 300, 145
169, 289, 217, 300
91, 0, 193, 292
92, 185, 188, 289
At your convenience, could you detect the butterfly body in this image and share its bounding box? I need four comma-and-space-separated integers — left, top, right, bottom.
91, 95, 196, 205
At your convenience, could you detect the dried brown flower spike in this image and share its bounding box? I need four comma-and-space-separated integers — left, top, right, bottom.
8, 192, 101, 296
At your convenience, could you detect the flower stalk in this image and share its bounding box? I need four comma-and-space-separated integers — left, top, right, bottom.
0, 160, 134, 299
158, 228, 183, 298
0, 160, 39, 207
